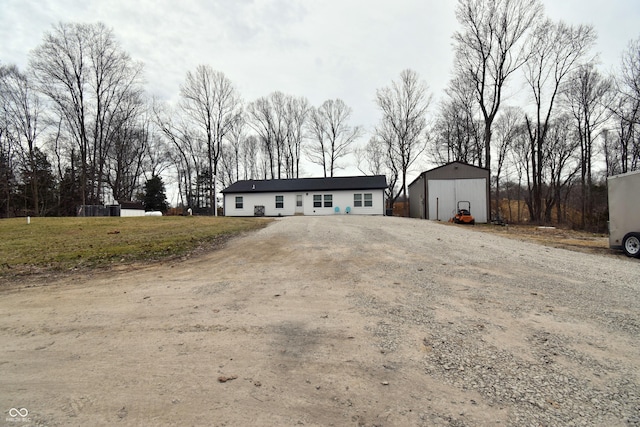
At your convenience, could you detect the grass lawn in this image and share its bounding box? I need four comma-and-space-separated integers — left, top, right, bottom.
0, 216, 271, 278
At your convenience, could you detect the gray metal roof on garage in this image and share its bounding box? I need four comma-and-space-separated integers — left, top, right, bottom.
222, 175, 387, 194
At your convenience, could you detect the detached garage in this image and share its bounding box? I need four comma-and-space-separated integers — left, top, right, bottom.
408, 162, 490, 223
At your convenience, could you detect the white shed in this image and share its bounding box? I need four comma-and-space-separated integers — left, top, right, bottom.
408, 162, 490, 223
221, 176, 388, 217
119, 201, 146, 217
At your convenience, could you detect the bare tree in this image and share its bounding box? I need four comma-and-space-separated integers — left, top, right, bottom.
508, 125, 531, 223
270, 92, 289, 179
246, 93, 290, 179
179, 65, 242, 215
493, 106, 524, 219
356, 135, 399, 208
563, 62, 613, 227
375, 69, 431, 214
240, 135, 260, 180
30, 22, 144, 206
285, 96, 309, 178
105, 99, 160, 202
153, 100, 202, 209
430, 77, 484, 166
0, 65, 21, 216
306, 99, 361, 177
247, 92, 307, 179
543, 116, 579, 223
88, 25, 144, 204
523, 19, 596, 222
306, 105, 329, 176
247, 96, 275, 178
453, 0, 542, 173
0, 65, 43, 214
218, 142, 237, 188
225, 111, 246, 182
610, 35, 640, 174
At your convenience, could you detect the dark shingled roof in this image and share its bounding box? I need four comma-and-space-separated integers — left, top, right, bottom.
222, 175, 387, 194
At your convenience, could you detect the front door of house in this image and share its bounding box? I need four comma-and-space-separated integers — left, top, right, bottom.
295, 194, 304, 214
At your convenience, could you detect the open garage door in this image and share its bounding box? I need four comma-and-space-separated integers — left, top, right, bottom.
428, 179, 487, 223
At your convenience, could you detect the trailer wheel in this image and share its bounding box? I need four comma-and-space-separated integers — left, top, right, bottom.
622, 233, 640, 258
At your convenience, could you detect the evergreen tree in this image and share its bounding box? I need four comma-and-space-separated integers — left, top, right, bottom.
143, 175, 168, 213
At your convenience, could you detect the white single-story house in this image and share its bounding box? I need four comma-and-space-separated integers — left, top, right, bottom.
408, 161, 490, 223
221, 175, 388, 216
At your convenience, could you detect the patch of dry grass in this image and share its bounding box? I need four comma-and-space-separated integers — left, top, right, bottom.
460, 223, 612, 255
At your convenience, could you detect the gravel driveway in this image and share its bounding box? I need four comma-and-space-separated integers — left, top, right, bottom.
1, 215, 639, 426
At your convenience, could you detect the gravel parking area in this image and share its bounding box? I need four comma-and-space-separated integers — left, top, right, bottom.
1, 215, 639, 426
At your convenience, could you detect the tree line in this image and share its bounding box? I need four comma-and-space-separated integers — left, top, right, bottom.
1, 1, 639, 230
428, 0, 639, 230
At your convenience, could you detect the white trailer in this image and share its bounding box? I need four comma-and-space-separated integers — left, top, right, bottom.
607, 170, 640, 258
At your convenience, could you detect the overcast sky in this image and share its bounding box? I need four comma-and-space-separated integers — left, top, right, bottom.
1, 0, 639, 182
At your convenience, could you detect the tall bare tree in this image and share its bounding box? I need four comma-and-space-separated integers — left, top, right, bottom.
307, 99, 361, 177
610, 35, 640, 174
246, 92, 306, 179
375, 69, 431, 214
430, 76, 484, 166
543, 115, 579, 223
180, 65, 242, 215
30, 22, 144, 206
0, 65, 43, 214
247, 96, 275, 178
356, 136, 399, 208
153, 99, 203, 209
0, 65, 21, 216
247, 93, 290, 179
240, 135, 261, 180
453, 0, 542, 173
105, 97, 156, 202
523, 19, 596, 222
285, 96, 309, 178
493, 106, 524, 219
225, 111, 246, 183
563, 63, 613, 227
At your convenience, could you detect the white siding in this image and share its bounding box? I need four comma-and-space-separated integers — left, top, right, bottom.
121, 209, 145, 217
224, 189, 385, 216
428, 179, 487, 223
225, 193, 296, 217
428, 180, 455, 221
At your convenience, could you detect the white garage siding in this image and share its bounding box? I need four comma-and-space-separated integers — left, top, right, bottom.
428, 179, 487, 223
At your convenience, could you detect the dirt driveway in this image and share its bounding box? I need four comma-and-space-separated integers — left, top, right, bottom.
1, 216, 639, 426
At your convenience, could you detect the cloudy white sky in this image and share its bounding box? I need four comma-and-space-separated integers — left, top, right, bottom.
1, 0, 639, 181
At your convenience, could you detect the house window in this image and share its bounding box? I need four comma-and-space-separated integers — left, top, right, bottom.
313, 194, 333, 208
235, 196, 243, 209
354, 194, 362, 207
364, 193, 373, 207
275, 195, 284, 209
296, 195, 303, 207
